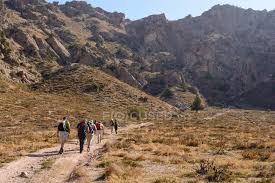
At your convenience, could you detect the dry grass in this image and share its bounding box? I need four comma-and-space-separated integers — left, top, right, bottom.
69, 167, 90, 183
0, 65, 174, 166
0, 65, 274, 182
242, 150, 271, 161
99, 108, 275, 182
41, 159, 55, 170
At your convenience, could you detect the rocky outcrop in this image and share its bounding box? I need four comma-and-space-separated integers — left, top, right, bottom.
126, 6, 275, 106
46, 36, 71, 63
107, 12, 125, 27
5, 0, 47, 11
118, 67, 141, 87
33, 36, 59, 59
55, 29, 76, 44
70, 46, 97, 66
8, 28, 40, 57
118, 67, 142, 88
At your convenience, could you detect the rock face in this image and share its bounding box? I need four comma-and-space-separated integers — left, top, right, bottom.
118, 67, 142, 88
46, 36, 71, 63
33, 36, 59, 59
9, 28, 39, 56
126, 5, 275, 107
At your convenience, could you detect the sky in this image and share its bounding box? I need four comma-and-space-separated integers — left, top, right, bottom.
48, 0, 275, 20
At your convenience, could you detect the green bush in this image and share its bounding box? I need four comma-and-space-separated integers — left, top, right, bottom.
128, 106, 145, 120
106, 64, 117, 72
115, 47, 130, 59
180, 82, 188, 92
92, 34, 104, 47
191, 95, 204, 111
83, 83, 104, 93
160, 88, 174, 99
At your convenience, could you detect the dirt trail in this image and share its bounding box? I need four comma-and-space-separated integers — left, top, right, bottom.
203, 109, 230, 121
0, 122, 152, 183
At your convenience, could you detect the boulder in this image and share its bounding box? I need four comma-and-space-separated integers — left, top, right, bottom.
19, 171, 29, 178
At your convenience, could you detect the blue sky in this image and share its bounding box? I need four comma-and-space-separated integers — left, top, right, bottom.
48, 0, 275, 20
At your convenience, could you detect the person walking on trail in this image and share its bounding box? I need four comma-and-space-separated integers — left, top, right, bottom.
57, 117, 70, 154
110, 119, 115, 134
114, 119, 118, 134
87, 120, 97, 152
95, 120, 104, 144
77, 119, 88, 153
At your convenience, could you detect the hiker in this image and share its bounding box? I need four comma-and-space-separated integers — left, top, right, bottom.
77, 119, 88, 153
95, 120, 104, 143
114, 119, 118, 134
110, 119, 115, 134
87, 120, 97, 152
57, 117, 70, 154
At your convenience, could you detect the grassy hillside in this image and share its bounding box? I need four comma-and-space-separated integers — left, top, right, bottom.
0, 64, 176, 166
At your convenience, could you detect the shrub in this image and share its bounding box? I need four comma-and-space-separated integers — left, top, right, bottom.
115, 47, 130, 59
122, 158, 141, 167
0, 31, 11, 55
213, 138, 227, 155
153, 177, 176, 183
253, 179, 273, 183
95, 34, 104, 46
83, 83, 104, 93
191, 95, 204, 111
128, 106, 145, 120
242, 150, 271, 161
160, 88, 174, 99
96, 161, 110, 168
180, 82, 188, 92
196, 159, 232, 182
106, 64, 117, 72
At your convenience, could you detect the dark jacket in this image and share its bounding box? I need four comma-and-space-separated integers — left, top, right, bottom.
77, 121, 88, 139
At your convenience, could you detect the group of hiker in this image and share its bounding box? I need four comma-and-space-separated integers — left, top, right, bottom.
57, 117, 118, 154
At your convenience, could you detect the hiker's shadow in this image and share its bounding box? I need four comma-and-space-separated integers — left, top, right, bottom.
27, 149, 78, 157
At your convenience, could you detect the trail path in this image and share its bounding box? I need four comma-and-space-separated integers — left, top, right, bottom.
203, 109, 230, 121
0, 123, 152, 183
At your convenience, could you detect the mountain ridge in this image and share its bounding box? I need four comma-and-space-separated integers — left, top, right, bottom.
0, 0, 275, 109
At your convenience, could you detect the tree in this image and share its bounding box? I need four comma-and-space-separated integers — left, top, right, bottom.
191, 95, 204, 112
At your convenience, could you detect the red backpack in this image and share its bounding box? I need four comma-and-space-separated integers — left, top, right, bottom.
96, 122, 101, 130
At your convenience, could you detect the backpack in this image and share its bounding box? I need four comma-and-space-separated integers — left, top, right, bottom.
110, 120, 114, 126
63, 120, 70, 132
96, 122, 101, 130
87, 122, 95, 134
78, 121, 86, 136
58, 122, 65, 131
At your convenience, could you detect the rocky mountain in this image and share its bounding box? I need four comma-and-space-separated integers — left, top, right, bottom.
126, 5, 275, 108
0, 0, 274, 109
